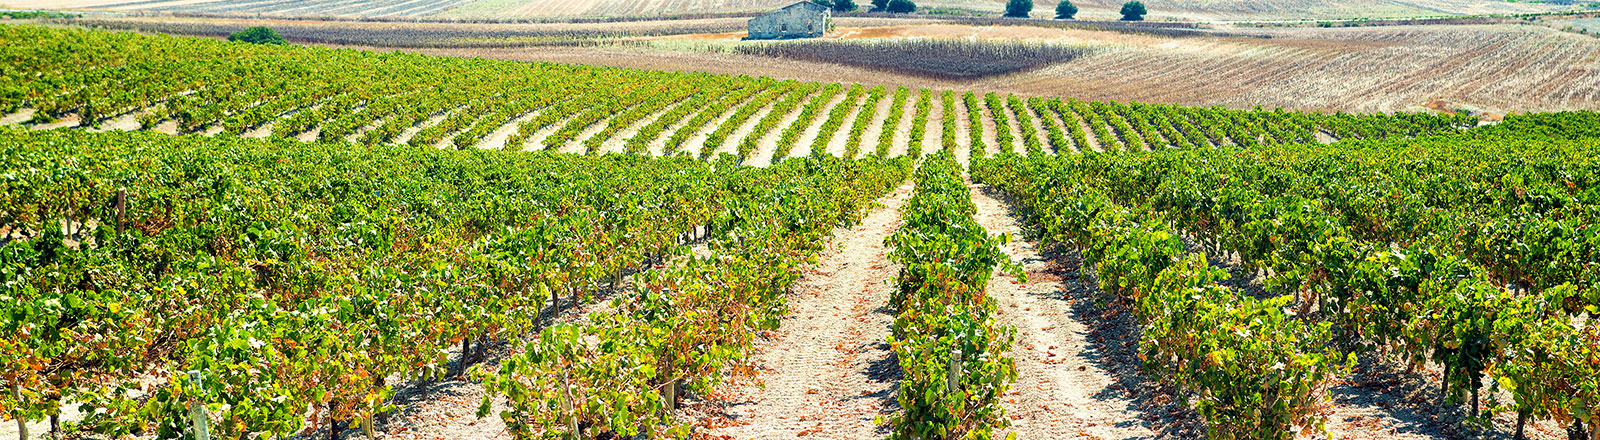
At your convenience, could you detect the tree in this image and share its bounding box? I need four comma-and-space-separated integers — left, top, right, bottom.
1005, 0, 1033, 17
1055, 0, 1078, 18
872, 0, 890, 11
886, 0, 916, 13
1120, 1, 1146, 20
833, 0, 857, 11
227, 26, 286, 45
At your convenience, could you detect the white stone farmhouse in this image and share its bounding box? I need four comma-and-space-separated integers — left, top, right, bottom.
747, 2, 831, 40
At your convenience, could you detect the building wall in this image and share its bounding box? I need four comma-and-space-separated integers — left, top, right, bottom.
748, 7, 828, 39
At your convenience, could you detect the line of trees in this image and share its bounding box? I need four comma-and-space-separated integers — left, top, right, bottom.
999, 0, 1147, 20
829, 0, 1141, 19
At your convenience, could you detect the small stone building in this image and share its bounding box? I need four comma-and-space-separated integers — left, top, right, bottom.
747, 2, 830, 40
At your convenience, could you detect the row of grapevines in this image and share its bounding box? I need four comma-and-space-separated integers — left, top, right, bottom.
700, 81, 803, 159
1042, 98, 1090, 152
583, 75, 723, 154
763, 83, 837, 162
657, 78, 770, 156
478, 155, 912, 439
1067, 99, 1120, 151
873, 87, 911, 158
0, 126, 745, 440
842, 86, 886, 159
1007, 94, 1044, 157
805, 84, 866, 160
962, 91, 986, 160
629, 81, 756, 156
982, 93, 1014, 155
940, 90, 958, 155
884, 153, 1018, 440
1027, 97, 1068, 155
1046, 112, 1600, 439
972, 153, 1347, 440
905, 89, 933, 159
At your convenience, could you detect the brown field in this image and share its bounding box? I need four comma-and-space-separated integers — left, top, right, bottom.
52, 14, 1600, 113
373, 21, 1600, 114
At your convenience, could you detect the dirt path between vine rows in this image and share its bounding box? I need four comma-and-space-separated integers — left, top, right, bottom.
969, 183, 1203, 440
692, 181, 913, 440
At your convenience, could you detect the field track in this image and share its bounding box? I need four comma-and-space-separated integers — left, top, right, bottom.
970, 184, 1175, 440
694, 182, 913, 439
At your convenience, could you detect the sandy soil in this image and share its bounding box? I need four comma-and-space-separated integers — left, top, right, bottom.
972, 183, 1166, 439
822, 92, 869, 158
952, 95, 972, 165
1021, 101, 1055, 155
474, 110, 538, 149
970, 183, 1207, 439
1036, 105, 1077, 154
694, 181, 913, 440
715, 88, 799, 159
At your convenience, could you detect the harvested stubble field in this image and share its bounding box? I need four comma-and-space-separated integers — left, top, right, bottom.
382, 20, 1600, 114
732, 39, 1098, 79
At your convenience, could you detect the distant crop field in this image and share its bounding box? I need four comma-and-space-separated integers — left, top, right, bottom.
444, 20, 1600, 115
430, 0, 1585, 20
1, 0, 477, 17
438, 0, 793, 18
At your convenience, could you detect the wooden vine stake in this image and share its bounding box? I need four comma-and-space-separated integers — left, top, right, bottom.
187, 371, 211, 440
114, 188, 126, 234
946, 349, 962, 396
661, 379, 678, 412
10, 381, 26, 440
558, 372, 579, 437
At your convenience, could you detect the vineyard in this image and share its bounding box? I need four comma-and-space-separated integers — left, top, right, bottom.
2, 20, 1599, 440
0, 26, 1472, 167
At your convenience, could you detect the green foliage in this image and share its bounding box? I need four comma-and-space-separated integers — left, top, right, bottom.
884, 153, 1019, 440
1005, 0, 1033, 17
1055, 0, 1078, 18
887, 0, 918, 13
0, 10, 78, 19
974, 112, 1600, 438
972, 154, 1349, 439
873, 0, 891, 11
1120, 1, 1146, 20
834, 0, 858, 12
226, 26, 286, 45
480, 155, 912, 439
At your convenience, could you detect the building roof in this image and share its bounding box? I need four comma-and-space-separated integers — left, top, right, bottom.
780, 1, 829, 12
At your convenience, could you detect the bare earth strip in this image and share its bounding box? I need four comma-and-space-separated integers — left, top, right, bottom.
853, 91, 897, 159
884, 92, 915, 158
595, 102, 676, 154
472, 110, 538, 150
969, 183, 1169, 440
1024, 103, 1055, 155
953, 95, 972, 166
698, 182, 912, 440
780, 89, 853, 164
714, 90, 794, 158
824, 92, 869, 158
